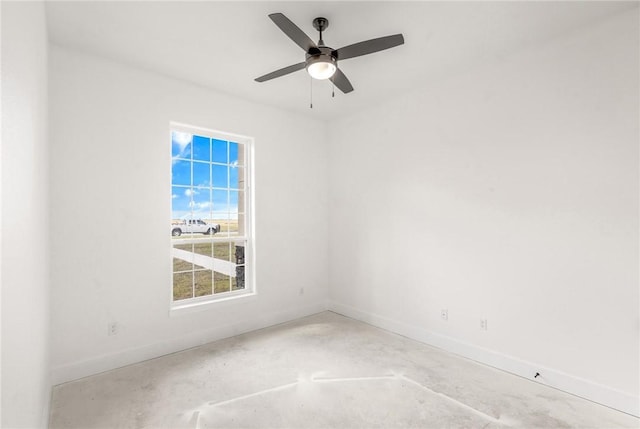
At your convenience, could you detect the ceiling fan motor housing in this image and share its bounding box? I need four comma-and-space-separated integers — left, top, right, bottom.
306, 46, 337, 66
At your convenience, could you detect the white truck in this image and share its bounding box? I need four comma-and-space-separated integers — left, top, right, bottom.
171, 219, 220, 236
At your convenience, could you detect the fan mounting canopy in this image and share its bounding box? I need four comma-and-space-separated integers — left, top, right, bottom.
312, 17, 329, 33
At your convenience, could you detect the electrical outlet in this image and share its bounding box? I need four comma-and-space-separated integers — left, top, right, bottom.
440, 309, 448, 321
108, 322, 118, 336
480, 319, 488, 330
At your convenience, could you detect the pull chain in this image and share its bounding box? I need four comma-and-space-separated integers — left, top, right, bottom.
310, 76, 313, 109
332, 81, 335, 98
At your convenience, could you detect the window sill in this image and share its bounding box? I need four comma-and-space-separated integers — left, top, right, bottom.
170, 290, 257, 317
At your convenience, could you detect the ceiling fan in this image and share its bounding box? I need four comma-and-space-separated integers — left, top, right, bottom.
255, 13, 405, 94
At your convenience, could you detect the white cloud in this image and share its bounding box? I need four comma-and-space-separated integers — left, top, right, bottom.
184, 188, 199, 197
173, 131, 191, 147
172, 194, 178, 199
188, 201, 211, 210
171, 131, 192, 163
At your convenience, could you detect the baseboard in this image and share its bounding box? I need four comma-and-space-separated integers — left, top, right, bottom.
328, 301, 639, 418
51, 301, 329, 386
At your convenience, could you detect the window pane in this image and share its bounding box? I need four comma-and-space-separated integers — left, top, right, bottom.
228, 216, 239, 235
171, 186, 191, 222
194, 270, 213, 297
172, 160, 191, 186
212, 189, 228, 213
214, 242, 231, 261
193, 162, 210, 188
232, 274, 244, 291
212, 139, 227, 164
229, 165, 240, 189
234, 240, 245, 290
229, 191, 239, 214
229, 142, 243, 166
173, 243, 194, 271
173, 272, 193, 300
212, 214, 230, 236
212, 164, 228, 188
214, 272, 231, 294
192, 135, 210, 162
232, 241, 242, 263
172, 131, 192, 159
191, 190, 212, 220
173, 257, 192, 272
193, 241, 213, 258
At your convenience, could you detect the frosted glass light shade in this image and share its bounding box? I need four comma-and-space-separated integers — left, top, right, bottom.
307, 61, 337, 80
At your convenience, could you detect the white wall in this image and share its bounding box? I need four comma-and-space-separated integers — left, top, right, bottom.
328, 9, 639, 416
49, 46, 329, 383
1, 2, 51, 427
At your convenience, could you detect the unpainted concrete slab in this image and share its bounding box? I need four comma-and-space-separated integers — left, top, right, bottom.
49, 312, 639, 428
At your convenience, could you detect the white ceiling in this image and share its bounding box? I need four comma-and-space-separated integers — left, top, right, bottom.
45, 1, 635, 120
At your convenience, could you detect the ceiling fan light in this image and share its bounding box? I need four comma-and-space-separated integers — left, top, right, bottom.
307, 59, 336, 80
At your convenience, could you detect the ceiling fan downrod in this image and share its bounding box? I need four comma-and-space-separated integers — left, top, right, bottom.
313, 17, 329, 46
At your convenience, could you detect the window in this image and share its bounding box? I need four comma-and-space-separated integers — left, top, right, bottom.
170, 123, 252, 306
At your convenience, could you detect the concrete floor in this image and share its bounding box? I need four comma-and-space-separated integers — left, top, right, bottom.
50, 312, 638, 428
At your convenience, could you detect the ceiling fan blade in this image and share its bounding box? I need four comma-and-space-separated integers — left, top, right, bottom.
269, 13, 317, 52
255, 62, 306, 82
330, 68, 354, 94
335, 34, 404, 61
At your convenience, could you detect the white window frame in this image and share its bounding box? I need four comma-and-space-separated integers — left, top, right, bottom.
170, 121, 255, 311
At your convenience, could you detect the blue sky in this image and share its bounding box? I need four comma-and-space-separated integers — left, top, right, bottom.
171, 131, 242, 220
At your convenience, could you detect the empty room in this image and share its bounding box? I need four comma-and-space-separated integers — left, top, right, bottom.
1, 1, 638, 428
